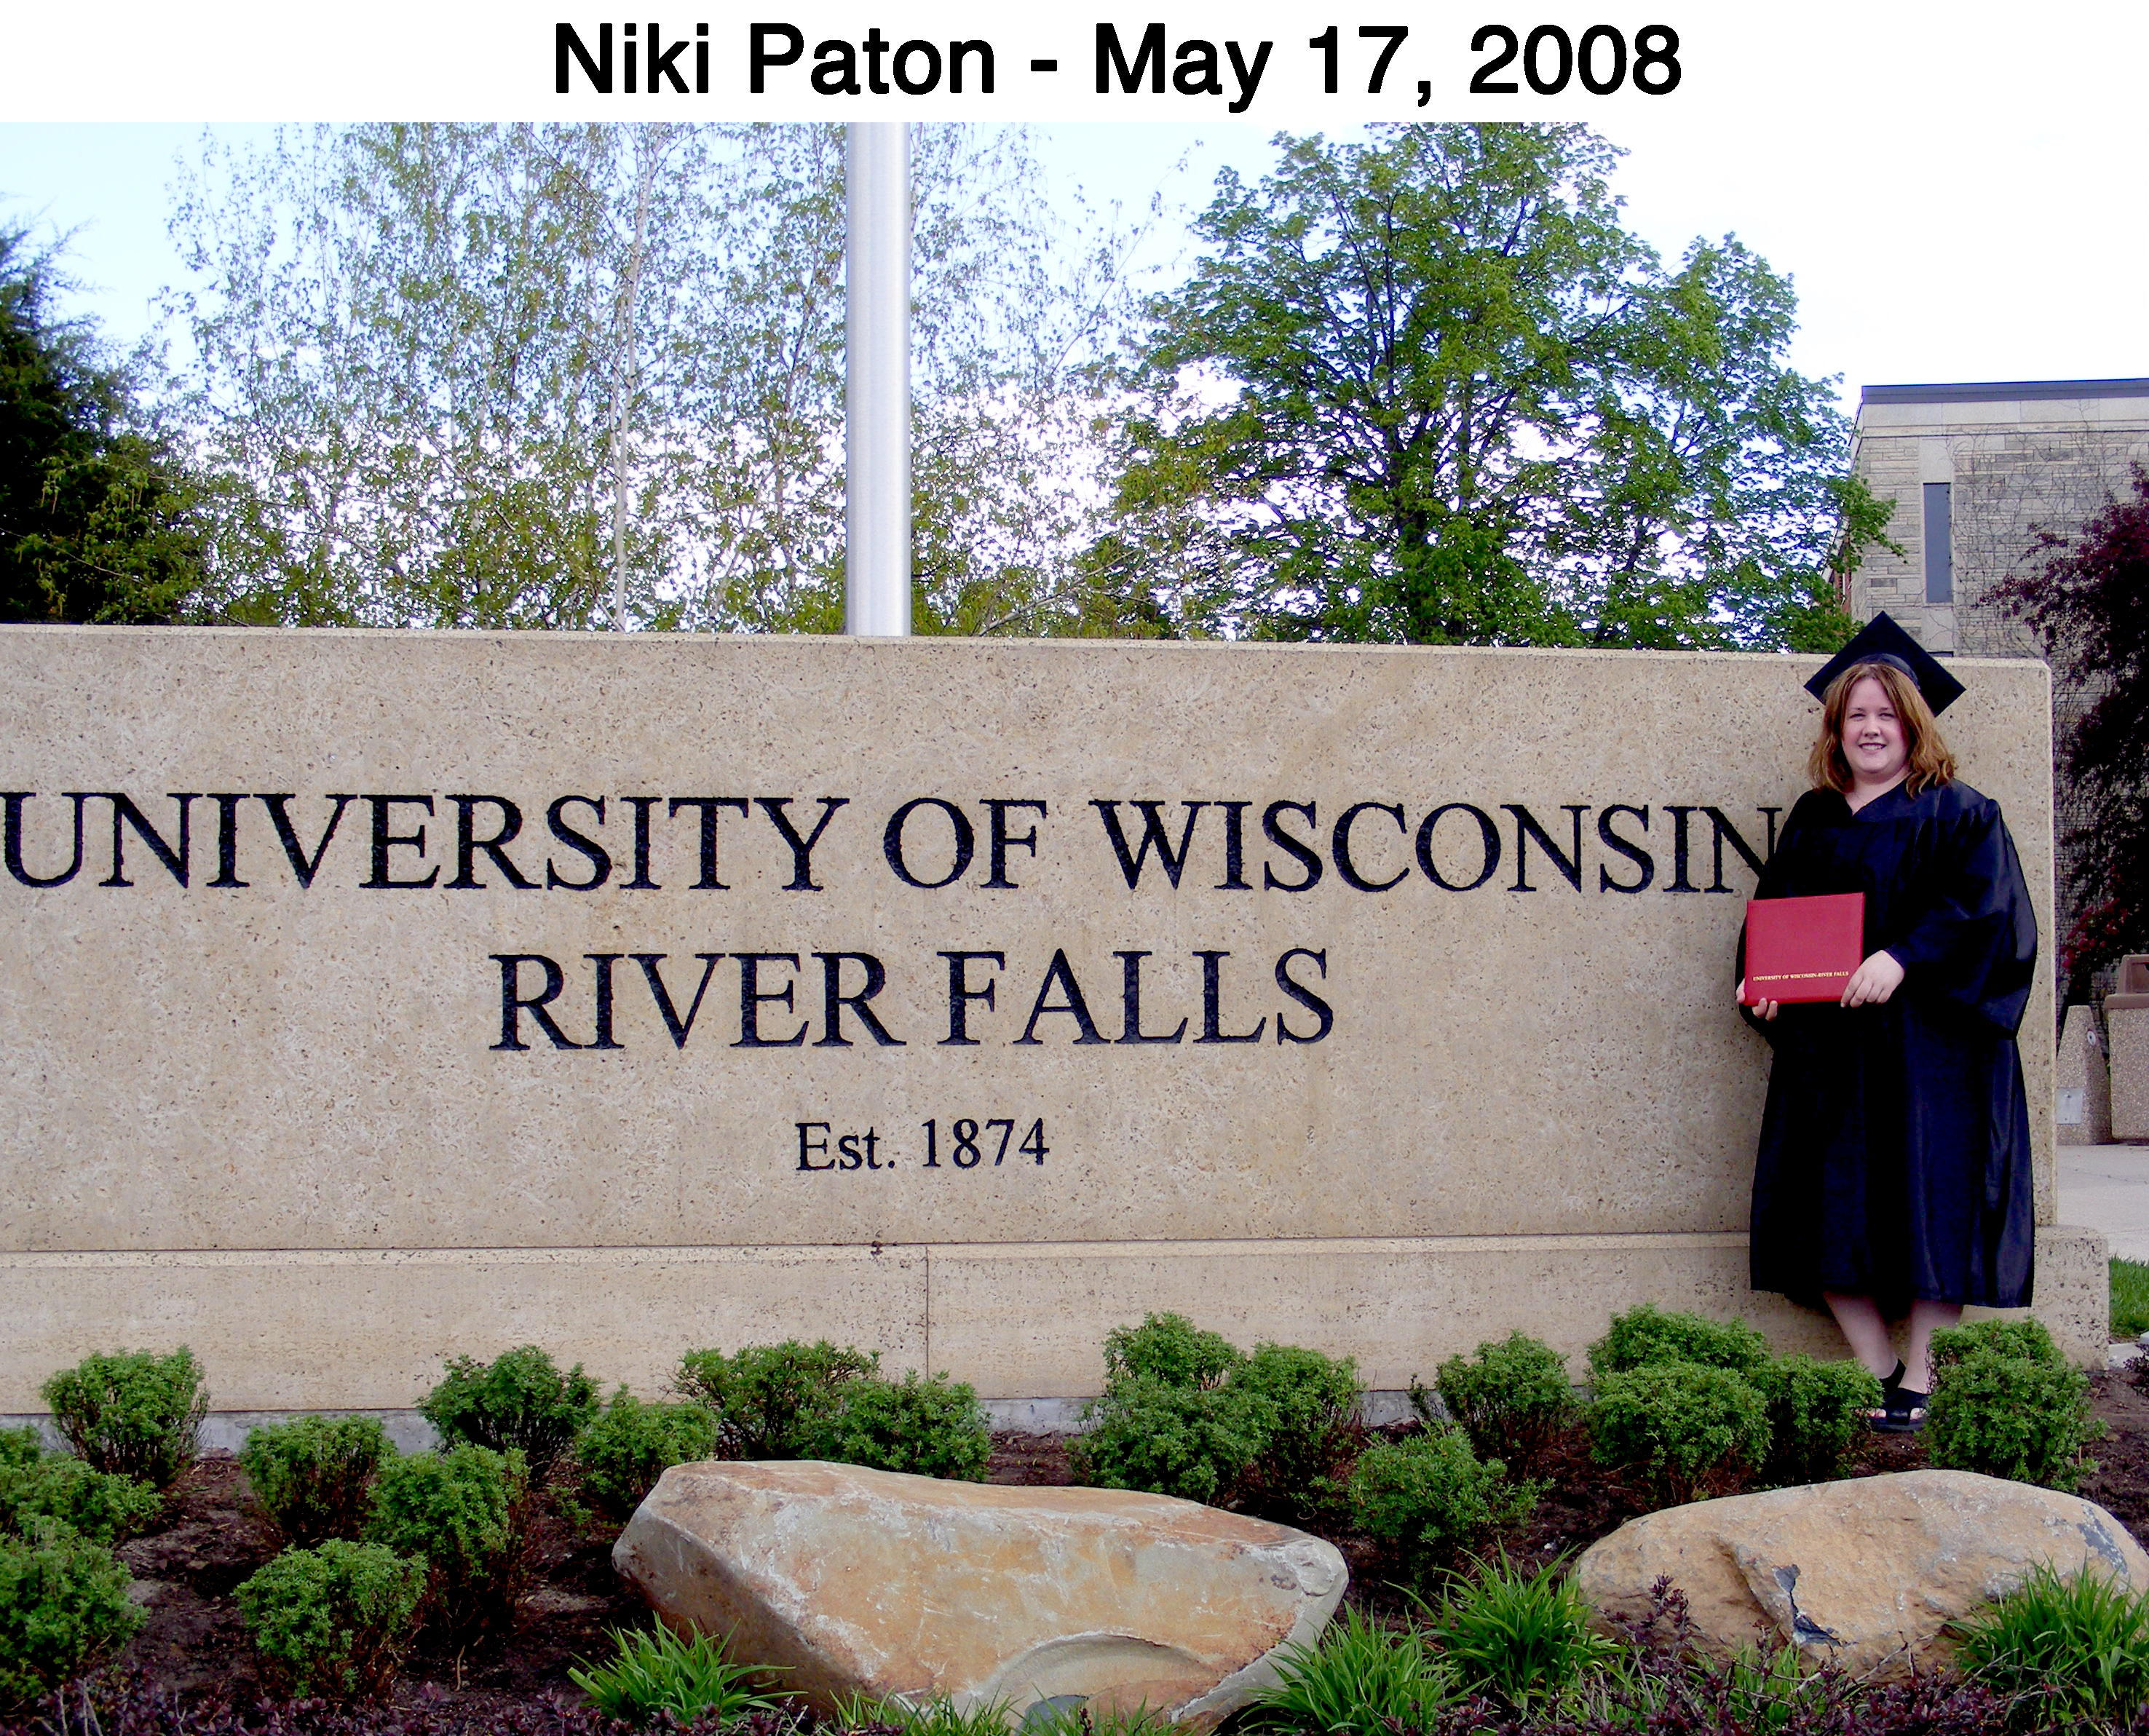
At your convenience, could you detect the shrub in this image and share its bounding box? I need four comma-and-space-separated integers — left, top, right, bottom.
365, 1444, 529, 1646
673, 1341, 879, 1459
0, 1430, 40, 1476
234, 1539, 427, 1700
1926, 1341, 2102, 1492
1425, 1554, 1618, 1711
1246, 1604, 1450, 1736
574, 1391, 720, 1521
1070, 1376, 1276, 1507
0, 1449, 161, 1546
418, 1347, 599, 1485
1588, 1304, 1772, 1384
241, 1415, 394, 1546
1101, 1313, 1243, 1390
1588, 1363, 1770, 1503
569, 1622, 785, 1725
1234, 1343, 1363, 1523
0, 1520, 145, 1709
1931, 1317, 2064, 1372
39, 1347, 208, 1489
796, 1371, 991, 1482
1752, 1357, 1883, 1486
1434, 1333, 1575, 1462
1950, 1561, 2149, 1727
1347, 1429, 1537, 1574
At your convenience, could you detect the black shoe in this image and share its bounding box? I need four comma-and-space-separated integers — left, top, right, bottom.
1869, 1359, 1928, 1434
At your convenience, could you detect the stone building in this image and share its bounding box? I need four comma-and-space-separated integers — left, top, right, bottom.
1845, 378, 2149, 971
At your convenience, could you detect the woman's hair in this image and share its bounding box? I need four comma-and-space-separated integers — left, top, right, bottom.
1808, 659, 1956, 796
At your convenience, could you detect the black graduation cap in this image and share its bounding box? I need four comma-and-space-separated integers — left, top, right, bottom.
1804, 611, 1965, 716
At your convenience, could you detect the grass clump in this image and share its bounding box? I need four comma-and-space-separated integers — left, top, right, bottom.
241, 1415, 394, 1546
574, 1390, 720, 1521
569, 1622, 785, 1726
1588, 1304, 1771, 1383
673, 1341, 880, 1459
1950, 1561, 2149, 1727
365, 1443, 528, 1646
2113, 1257, 2149, 1340
418, 1346, 598, 1485
1588, 1362, 1770, 1503
1247, 1604, 1450, 1736
234, 1539, 426, 1701
1422, 1554, 1617, 1712
0, 1520, 145, 1710
1752, 1356, 1883, 1486
1347, 1430, 1538, 1576
1434, 1333, 1575, 1463
39, 1348, 208, 1489
1926, 1318, 2102, 1491
795, 1371, 991, 1482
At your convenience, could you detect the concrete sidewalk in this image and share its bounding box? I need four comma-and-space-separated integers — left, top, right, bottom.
2061, 1143, 2149, 1263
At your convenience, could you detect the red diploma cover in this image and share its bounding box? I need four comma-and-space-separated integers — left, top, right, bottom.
1741, 892, 1867, 1005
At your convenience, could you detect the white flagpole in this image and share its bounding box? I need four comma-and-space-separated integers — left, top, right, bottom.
844, 122, 911, 637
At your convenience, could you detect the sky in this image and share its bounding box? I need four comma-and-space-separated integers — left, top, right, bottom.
1, 36, 2145, 423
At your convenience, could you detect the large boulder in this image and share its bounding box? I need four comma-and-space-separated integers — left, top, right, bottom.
614, 1460, 1347, 1727
1575, 1468, 2149, 1676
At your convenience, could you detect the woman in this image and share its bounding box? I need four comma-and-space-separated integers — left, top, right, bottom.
1740, 617, 2039, 1432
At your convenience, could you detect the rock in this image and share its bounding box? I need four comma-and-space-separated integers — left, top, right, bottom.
614, 1460, 1347, 1727
1575, 1468, 2149, 1676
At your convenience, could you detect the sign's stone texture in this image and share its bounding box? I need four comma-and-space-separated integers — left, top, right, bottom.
0, 629, 2083, 1405
613, 1459, 1347, 1727
1575, 1470, 2149, 1676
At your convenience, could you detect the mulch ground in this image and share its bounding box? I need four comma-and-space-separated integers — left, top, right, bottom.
100, 1366, 2149, 1721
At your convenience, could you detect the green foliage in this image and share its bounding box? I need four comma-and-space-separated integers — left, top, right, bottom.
0, 228, 205, 625
240, 1416, 394, 1547
833, 1695, 1016, 1736
2113, 1258, 2149, 1340
1588, 1304, 1773, 1384
1926, 1324, 2101, 1492
1950, 1561, 2149, 1727
1751, 1357, 1883, 1486
673, 1340, 880, 1459
0, 1520, 145, 1710
0, 1430, 40, 1476
233, 1539, 426, 1701
1434, 1333, 1576, 1462
0, 1448, 161, 1547
1588, 1363, 1771, 1503
574, 1391, 720, 1521
418, 1346, 599, 1484
1423, 1555, 1618, 1711
1233, 1342, 1363, 1523
795, 1371, 991, 1483
1246, 1605, 1451, 1736
365, 1444, 528, 1645
1101, 1313, 1243, 1390
40, 1347, 209, 1490
1347, 1430, 1538, 1574
569, 1622, 784, 1726
1109, 126, 1868, 650
1071, 1376, 1277, 1507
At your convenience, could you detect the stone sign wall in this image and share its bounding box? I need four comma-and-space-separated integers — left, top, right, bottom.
0, 629, 2092, 1408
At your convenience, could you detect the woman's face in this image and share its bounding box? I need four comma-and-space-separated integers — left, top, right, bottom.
1840, 675, 1909, 787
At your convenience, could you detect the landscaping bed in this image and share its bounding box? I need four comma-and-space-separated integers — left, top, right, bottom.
25, 1366, 2144, 1729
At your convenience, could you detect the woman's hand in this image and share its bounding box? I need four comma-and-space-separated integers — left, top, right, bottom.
1841, 950, 1906, 1008
1738, 981, 1781, 1021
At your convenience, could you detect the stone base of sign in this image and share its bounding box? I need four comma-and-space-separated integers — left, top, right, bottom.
2059, 1004, 2114, 1145
0, 1225, 2109, 1414
2110, 1004, 2149, 1141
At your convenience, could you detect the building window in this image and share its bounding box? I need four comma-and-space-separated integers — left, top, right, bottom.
1923, 482, 1952, 603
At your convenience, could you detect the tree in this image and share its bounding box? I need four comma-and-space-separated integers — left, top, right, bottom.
164, 124, 1141, 635
1100, 124, 1867, 649
0, 229, 204, 622
1994, 465, 2149, 1002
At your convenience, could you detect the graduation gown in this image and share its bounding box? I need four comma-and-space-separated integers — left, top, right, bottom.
1743, 779, 2039, 1311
